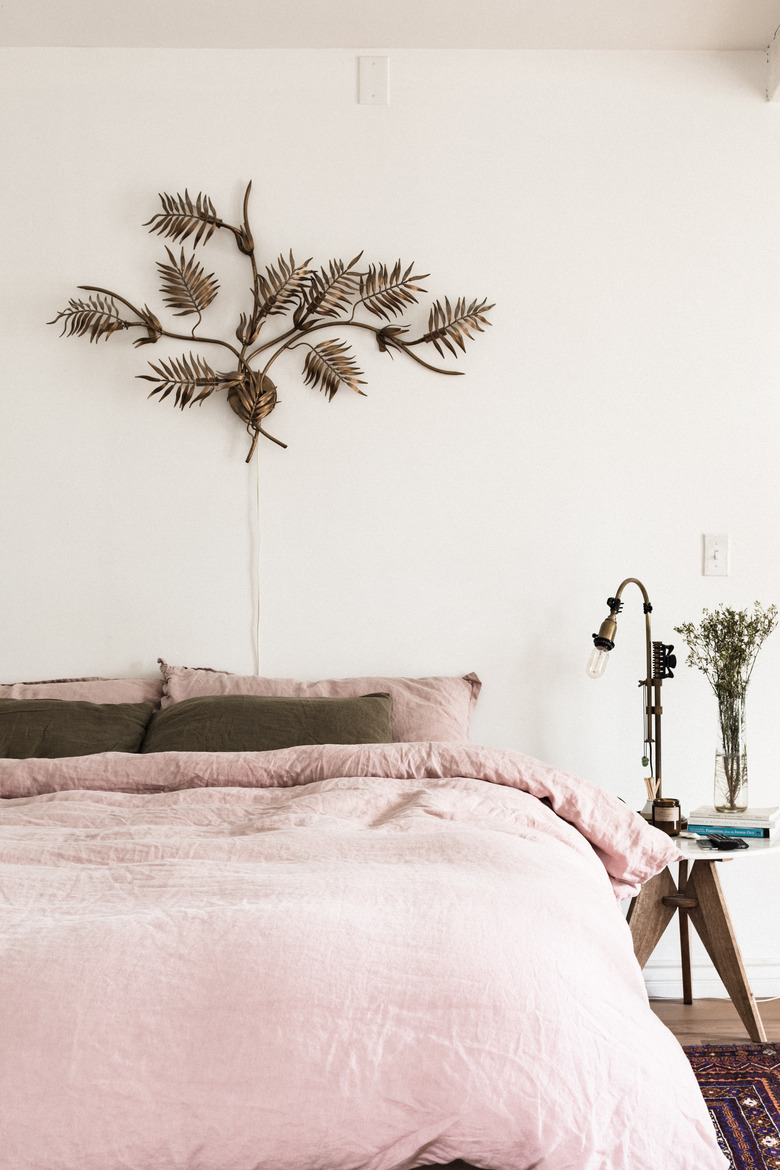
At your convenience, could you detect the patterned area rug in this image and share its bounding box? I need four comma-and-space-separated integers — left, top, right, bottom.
685, 1045, 780, 1169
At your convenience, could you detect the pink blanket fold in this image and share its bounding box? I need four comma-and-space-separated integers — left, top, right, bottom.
0, 744, 725, 1170
0, 742, 681, 896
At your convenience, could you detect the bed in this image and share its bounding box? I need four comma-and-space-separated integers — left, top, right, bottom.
0, 663, 727, 1170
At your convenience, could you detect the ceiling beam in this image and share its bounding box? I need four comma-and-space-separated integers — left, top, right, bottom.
1, 0, 780, 50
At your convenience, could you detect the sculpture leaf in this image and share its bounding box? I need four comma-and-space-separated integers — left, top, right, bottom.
144, 190, 219, 248
256, 251, 312, 322
48, 294, 131, 343
302, 340, 366, 401
227, 370, 278, 428
137, 352, 226, 408
358, 261, 428, 321
157, 247, 219, 319
227, 371, 281, 462
299, 254, 363, 321
421, 296, 494, 359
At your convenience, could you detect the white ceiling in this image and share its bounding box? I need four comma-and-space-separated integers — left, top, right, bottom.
2, 0, 780, 51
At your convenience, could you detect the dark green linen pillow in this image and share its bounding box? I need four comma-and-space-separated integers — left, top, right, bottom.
0, 698, 154, 758
141, 692, 394, 753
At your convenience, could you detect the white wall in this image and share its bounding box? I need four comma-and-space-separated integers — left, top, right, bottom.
2, 47, 780, 995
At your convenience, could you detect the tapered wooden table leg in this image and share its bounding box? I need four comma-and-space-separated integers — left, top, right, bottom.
626, 866, 678, 968
684, 861, 767, 1044
677, 861, 693, 1005
629, 849, 768, 1043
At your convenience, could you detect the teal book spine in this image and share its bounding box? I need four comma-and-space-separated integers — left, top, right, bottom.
687, 823, 770, 838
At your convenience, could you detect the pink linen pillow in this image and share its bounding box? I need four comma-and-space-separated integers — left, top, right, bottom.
158, 661, 481, 743
0, 676, 163, 708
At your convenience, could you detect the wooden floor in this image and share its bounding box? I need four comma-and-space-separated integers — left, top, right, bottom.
650, 997, 780, 1045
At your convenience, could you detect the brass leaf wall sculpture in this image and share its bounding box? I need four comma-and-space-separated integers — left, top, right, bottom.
50, 183, 494, 461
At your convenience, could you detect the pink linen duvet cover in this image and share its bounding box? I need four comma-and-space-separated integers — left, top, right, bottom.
0, 743, 726, 1170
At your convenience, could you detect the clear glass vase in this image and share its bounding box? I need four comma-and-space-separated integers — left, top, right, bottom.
714, 751, 748, 812
714, 693, 748, 811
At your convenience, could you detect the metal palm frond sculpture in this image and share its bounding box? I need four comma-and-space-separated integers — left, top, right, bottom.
50, 183, 494, 461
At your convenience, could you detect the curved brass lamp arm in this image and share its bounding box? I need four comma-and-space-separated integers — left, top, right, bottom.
613, 578, 654, 719
589, 577, 676, 800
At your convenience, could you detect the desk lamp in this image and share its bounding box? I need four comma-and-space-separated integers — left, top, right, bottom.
587, 577, 676, 801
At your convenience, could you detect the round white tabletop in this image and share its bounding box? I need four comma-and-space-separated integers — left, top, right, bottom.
673, 833, 780, 861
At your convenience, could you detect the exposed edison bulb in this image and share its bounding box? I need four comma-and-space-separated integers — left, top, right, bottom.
586, 645, 610, 679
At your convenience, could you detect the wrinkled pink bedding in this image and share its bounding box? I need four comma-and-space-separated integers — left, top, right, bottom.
0, 743, 726, 1170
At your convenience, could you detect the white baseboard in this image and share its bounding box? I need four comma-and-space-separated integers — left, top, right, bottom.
643, 958, 780, 1000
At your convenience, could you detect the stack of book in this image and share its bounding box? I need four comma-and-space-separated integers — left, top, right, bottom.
687, 805, 780, 840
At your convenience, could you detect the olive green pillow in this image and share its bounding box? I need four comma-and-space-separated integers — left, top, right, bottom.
141, 692, 393, 753
0, 698, 154, 758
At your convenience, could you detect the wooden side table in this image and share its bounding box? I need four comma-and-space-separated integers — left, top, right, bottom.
627, 836, 779, 1043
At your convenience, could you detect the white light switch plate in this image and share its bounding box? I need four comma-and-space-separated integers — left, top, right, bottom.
358, 56, 389, 105
703, 533, 729, 576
